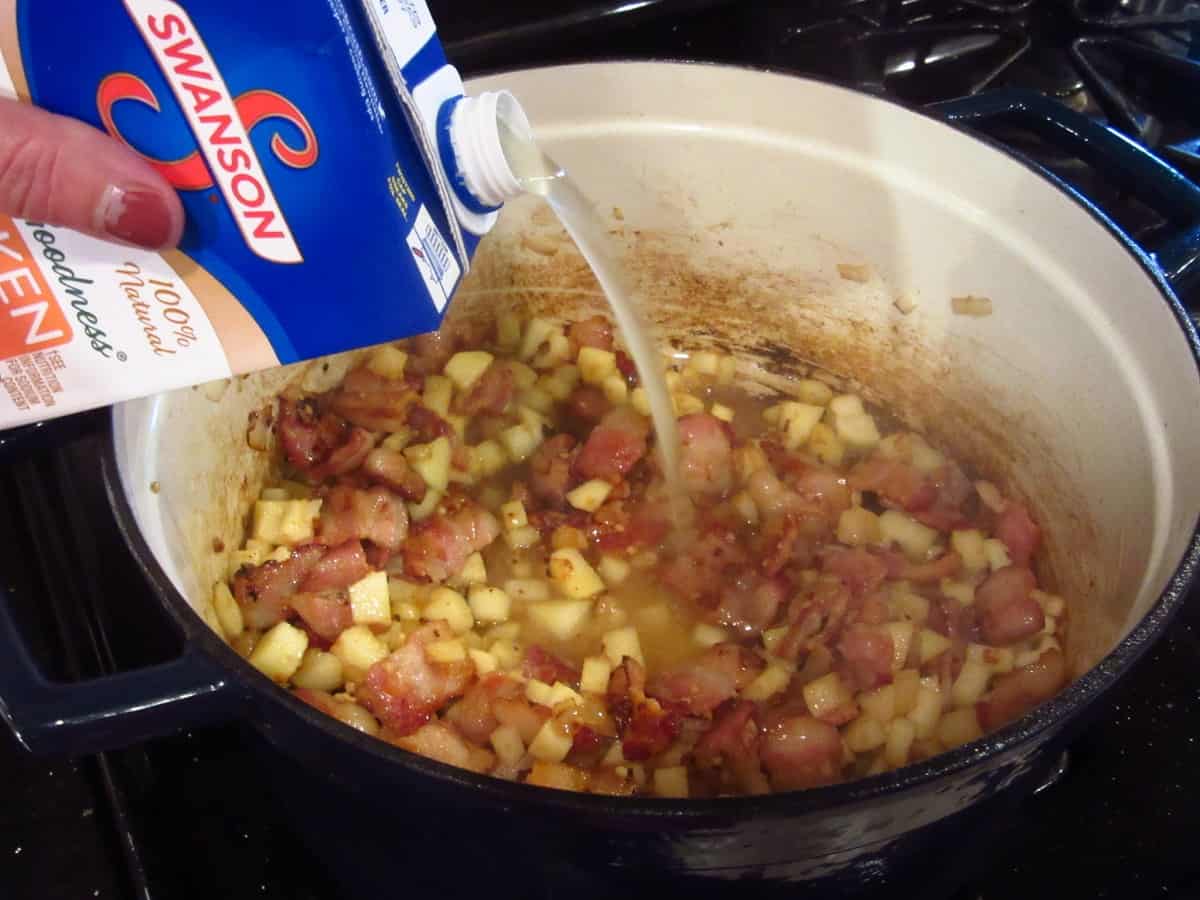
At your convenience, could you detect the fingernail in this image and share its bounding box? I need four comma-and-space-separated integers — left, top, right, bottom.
97, 184, 174, 249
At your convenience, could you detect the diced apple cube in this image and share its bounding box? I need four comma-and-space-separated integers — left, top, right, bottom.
802, 672, 854, 720
504, 578, 550, 602
292, 648, 344, 692
549, 548, 605, 599
966, 643, 1015, 674
884, 717, 916, 768
504, 524, 541, 550
525, 679, 554, 706
893, 669, 920, 715
741, 662, 792, 702
837, 506, 881, 547
426, 638, 466, 663
692, 623, 728, 648
348, 570, 390, 627
882, 621, 915, 670
653, 766, 689, 798
597, 555, 631, 586
672, 393, 705, 416
527, 761, 588, 792
405, 436, 452, 493
828, 394, 865, 418
937, 707, 982, 749
844, 715, 887, 753
950, 529, 987, 573
212, 581, 243, 638
879, 510, 939, 561
686, 350, 720, 377
547, 682, 583, 709
983, 538, 1012, 571
835, 412, 881, 451
330, 625, 388, 683
500, 501, 528, 530
630, 387, 651, 417
519, 386, 554, 414
528, 719, 573, 763
601, 626, 644, 666
489, 724, 525, 765
422, 375, 453, 417
251, 498, 321, 545
918, 628, 952, 664
500, 424, 541, 463
762, 625, 789, 655
602, 373, 628, 405
528, 599, 592, 641
567, 479, 613, 513
716, 356, 736, 384
859, 684, 897, 723
764, 401, 824, 450
249, 621, 308, 683
578, 347, 617, 384
795, 379, 834, 406
468, 440, 508, 480
444, 350, 495, 390
710, 402, 734, 423
468, 585, 511, 623
489, 638, 523, 670
940, 579, 975, 607
907, 686, 943, 739
580, 656, 613, 694
407, 488, 442, 522
951, 660, 991, 708
367, 345, 408, 379
892, 591, 930, 625
469, 648, 498, 676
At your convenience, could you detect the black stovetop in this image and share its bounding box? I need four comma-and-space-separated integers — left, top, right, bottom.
3, 2, 1200, 898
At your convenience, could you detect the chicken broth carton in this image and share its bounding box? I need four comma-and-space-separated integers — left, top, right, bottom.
0, 0, 526, 426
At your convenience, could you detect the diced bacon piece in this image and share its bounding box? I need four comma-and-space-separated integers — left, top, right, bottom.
493, 696, 551, 744
647, 644, 763, 716
277, 398, 373, 481
445, 673, 522, 744
402, 499, 501, 582
405, 330, 456, 375
848, 456, 935, 512
522, 645, 580, 684
837, 626, 895, 691
659, 526, 747, 604
290, 589, 353, 642
232, 544, 325, 630
677, 413, 734, 496
913, 462, 973, 531
821, 547, 889, 598
566, 385, 611, 423
995, 501, 1041, 568
900, 551, 962, 583
299, 540, 369, 592
925, 595, 979, 644
574, 407, 650, 483
620, 702, 681, 761
605, 657, 646, 733
592, 505, 668, 553
361, 448, 427, 501
615, 350, 638, 384
386, 720, 494, 773
977, 650, 1067, 731
791, 466, 852, 522
775, 577, 852, 663
717, 573, 788, 634
358, 622, 475, 735
310, 427, 374, 481
759, 715, 843, 790
406, 404, 454, 442
691, 699, 769, 795
529, 434, 578, 507
454, 362, 514, 417
568, 315, 613, 352
327, 367, 420, 433
757, 512, 822, 576
976, 566, 1044, 645
569, 724, 607, 761
317, 485, 409, 552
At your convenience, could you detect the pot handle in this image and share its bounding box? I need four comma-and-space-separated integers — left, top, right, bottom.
930, 89, 1200, 296
0, 596, 238, 754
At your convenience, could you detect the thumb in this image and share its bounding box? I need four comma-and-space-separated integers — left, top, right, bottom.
0, 96, 185, 250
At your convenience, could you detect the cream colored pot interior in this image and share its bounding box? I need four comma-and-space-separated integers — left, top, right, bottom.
114, 63, 1200, 679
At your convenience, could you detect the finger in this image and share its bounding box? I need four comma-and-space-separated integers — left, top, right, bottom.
0, 97, 185, 250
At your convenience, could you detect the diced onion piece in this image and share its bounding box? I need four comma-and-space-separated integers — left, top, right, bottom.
764, 401, 824, 450
212, 581, 243, 639
251, 498, 321, 546
742, 662, 792, 702
808, 422, 846, 466
802, 672, 854, 720
423, 587, 474, 634
580, 656, 613, 694
983, 538, 1012, 571
879, 510, 939, 562
597, 555, 631, 586
549, 549, 606, 599
858, 684, 896, 723
938, 707, 983, 748
500, 424, 542, 463
469, 649, 498, 676
907, 686, 943, 739
837, 506, 881, 547
422, 375, 453, 417
404, 436, 452, 492
692, 623, 729, 648
528, 599, 592, 641
426, 639, 466, 663
249, 621, 308, 682
465, 584, 508, 622
567, 479, 613, 513
331, 625, 388, 683
407, 488, 442, 522
490, 724, 525, 765
602, 626, 644, 666
504, 525, 541, 550
578, 347, 618, 384
653, 766, 689, 799
444, 350, 495, 390
500, 501, 528, 530
885, 717, 916, 767
951, 529, 988, 573
348, 570, 390, 627
917, 628, 952, 664
844, 715, 887, 752
368, 345, 408, 378
882, 621, 915, 670
529, 719, 573, 763
951, 660, 991, 708
292, 649, 345, 692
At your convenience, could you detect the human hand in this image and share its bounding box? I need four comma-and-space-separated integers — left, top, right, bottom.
0, 96, 184, 250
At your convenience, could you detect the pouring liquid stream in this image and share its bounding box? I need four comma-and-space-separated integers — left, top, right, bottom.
497, 118, 692, 531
